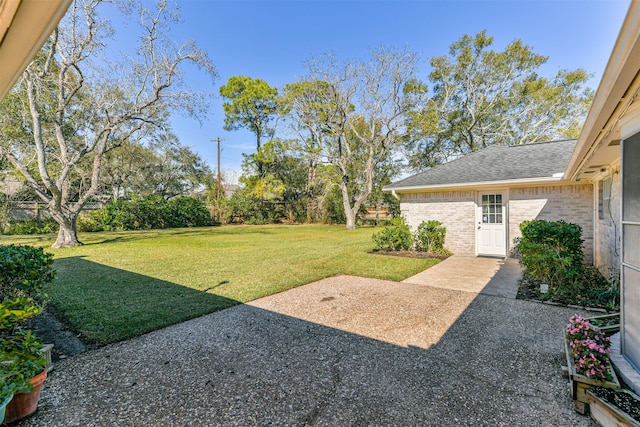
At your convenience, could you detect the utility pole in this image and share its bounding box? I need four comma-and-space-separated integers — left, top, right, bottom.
211, 137, 223, 200
211, 137, 223, 222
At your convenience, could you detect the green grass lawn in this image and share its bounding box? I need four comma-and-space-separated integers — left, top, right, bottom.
2, 225, 439, 346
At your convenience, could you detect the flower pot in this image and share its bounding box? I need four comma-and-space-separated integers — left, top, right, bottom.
587, 313, 621, 336
565, 339, 620, 405
0, 393, 14, 425
4, 369, 47, 424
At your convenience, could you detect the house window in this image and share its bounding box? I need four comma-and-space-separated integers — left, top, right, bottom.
599, 176, 612, 220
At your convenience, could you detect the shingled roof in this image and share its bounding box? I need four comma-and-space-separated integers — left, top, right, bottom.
385, 139, 578, 190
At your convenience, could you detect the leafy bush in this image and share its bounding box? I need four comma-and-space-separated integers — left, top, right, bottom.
414, 220, 447, 254
372, 217, 413, 251
0, 298, 47, 396
76, 210, 106, 232
82, 196, 212, 231
0, 246, 52, 398
4, 217, 59, 235
513, 220, 584, 292
221, 192, 283, 225
0, 245, 55, 303
321, 186, 346, 225
168, 197, 211, 227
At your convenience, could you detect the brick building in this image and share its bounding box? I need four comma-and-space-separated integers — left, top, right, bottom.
385, 139, 593, 261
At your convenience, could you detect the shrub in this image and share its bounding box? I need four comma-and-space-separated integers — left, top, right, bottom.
321, 186, 346, 225
0, 245, 55, 303
372, 217, 413, 251
558, 265, 619, 310
76, 210, 106, 232
99, 199, 138, 230
88, 196, 212, 231
513, 219, 584, 293
4, 217, 59, 235
221, 192, 282, 225
414, 220, 447, 254
167, 197, 211, 227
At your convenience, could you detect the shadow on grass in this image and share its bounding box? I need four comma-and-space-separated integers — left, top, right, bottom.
50, 256, 240, 346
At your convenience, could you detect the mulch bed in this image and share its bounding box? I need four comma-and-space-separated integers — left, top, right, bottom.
369, 250, 450, 260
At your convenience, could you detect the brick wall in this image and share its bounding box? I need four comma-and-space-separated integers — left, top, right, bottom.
509, 183, 594, 263
399, 191, 476, 256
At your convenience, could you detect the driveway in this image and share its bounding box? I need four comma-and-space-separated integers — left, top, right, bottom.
20, 258, 594, 426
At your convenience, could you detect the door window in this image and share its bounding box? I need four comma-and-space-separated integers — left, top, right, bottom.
482, 194, 503, 224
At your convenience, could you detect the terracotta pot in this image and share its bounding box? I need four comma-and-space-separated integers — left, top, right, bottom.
4, 369, 47, 424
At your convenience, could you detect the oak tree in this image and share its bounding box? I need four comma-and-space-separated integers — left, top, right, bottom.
296, 48, 422, 229
405, 31, 593, 170
0, 0, 216, 247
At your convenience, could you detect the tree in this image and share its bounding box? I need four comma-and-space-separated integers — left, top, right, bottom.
282, 80, 333, 223
219, 76, 280, 177
0, 0, 216, 247
100, 140, 158, 201
296, 48, 422, 229
138, 134, 212, 199
405, 30, 593, 170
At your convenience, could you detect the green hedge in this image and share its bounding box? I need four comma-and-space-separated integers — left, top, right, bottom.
4, 218, 59, 235
78, 196, 212, 232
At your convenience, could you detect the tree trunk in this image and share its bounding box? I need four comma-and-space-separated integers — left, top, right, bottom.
340, 181, 357, 230
52, 216, 82, 248
345, 210, 357, 230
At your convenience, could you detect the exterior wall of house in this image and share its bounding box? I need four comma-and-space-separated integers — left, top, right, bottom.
594, 170, 621, 278
399, 190, 476, 256
509, 183, 594, 263
399, 182, 594, 260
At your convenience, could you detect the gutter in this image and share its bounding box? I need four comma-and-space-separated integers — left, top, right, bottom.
383, 175, 566, 193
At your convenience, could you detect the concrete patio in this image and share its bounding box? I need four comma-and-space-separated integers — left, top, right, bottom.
18, 257, 595, 426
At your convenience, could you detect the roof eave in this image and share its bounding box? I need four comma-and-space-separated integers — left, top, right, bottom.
383, 176, 566, 193
0, 0, 72, 100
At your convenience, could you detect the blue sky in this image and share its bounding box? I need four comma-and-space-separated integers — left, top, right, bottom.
113, 0, 631, 183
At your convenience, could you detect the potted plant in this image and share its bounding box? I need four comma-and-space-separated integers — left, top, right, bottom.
0, 245, 55, 423
0, 298, 48, 423
0, 351, 45, 425
565, 314, 620, 412
1, 329, 48, 423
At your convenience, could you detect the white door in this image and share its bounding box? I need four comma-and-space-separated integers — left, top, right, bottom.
477, 193, 506, 257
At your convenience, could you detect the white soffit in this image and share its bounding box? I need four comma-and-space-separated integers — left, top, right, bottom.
0, 0, 72, 100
